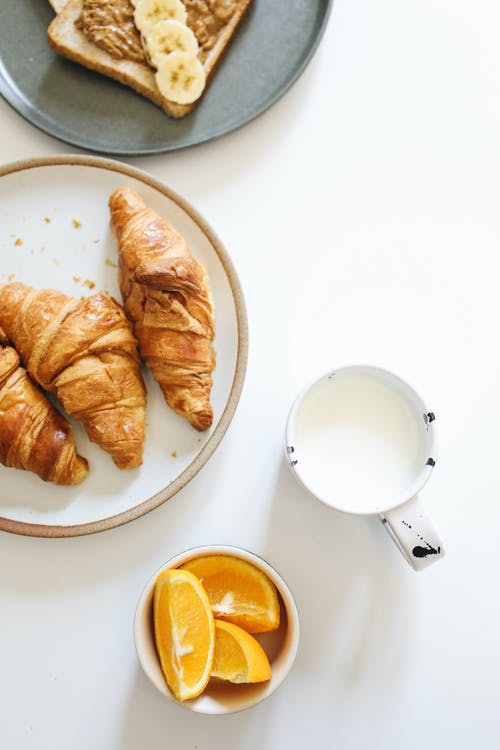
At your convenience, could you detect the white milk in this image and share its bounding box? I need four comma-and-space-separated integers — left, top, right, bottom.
293, 371, 428, 514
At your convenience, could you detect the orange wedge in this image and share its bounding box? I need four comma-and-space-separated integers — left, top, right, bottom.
212, 620, 272, 684
153, 568, 215, 702
180, 555, 280, 633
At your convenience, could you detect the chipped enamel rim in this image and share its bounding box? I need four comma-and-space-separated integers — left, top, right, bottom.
285, 364, 438, 516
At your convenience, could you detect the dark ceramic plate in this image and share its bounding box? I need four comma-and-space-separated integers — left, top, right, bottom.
0, 0, 333, 155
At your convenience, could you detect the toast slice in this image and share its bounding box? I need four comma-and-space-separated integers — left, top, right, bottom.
47, 0, 254, 119
48, 0, 69, 12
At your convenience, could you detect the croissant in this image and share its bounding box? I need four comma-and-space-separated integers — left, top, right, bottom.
0, 284, 146, 470
0, 326, 88, 484
109, 188, 216, 431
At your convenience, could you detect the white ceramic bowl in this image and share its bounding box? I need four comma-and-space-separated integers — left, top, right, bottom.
134, 545, 300, 715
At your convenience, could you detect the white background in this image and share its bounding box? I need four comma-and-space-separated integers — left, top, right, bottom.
1, 0, 500, 747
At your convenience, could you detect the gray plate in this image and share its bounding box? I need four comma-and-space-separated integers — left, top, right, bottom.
0, 0, 332, 155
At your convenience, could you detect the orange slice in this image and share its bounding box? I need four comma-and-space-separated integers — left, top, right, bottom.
212, 620, 272, 684
180, 555, 280, 633
153, 568, 215, 702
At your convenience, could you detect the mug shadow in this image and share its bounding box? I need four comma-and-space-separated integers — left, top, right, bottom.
260, 458, 415, 689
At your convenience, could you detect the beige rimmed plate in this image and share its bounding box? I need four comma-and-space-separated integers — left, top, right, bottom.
0, 156, 248, 537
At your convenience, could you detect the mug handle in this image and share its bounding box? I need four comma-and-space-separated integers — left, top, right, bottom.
380, 496, 445, 571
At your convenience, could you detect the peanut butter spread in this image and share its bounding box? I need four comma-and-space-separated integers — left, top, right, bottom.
77, 0, 147, 64
78, 0, 238, 66
185, 0, 237, 60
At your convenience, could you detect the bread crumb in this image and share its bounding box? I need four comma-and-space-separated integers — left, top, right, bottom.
14, 237, 23, 246
93, 239, 100, 244
7, 273, 15, 281
44, 217, 51, 223
30, 249, 35, 255
73, 217, 82, 229
83, 279, 95, 289
53, 258, 61, 266
171, 451, 177, 458
105, 257, 118, 268
40, 246, 46, 253
73, 274, 81, 283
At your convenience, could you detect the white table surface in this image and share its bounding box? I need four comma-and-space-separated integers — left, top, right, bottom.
1, 1, 500, 747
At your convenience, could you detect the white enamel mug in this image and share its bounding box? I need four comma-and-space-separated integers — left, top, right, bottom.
285, 365, 444, 571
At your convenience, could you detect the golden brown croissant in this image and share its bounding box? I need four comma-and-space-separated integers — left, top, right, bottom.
108, 188, 216, 431
0, 284, 146, 470
0, 326, 88, 485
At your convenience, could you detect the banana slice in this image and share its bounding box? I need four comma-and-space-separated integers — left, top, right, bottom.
155, 51, 206, 105
146, 19, 199, 68
134, 0, 188, 35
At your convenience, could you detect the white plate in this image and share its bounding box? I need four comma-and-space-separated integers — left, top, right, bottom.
0, 156, 248, 537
